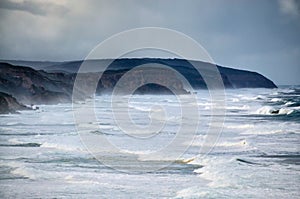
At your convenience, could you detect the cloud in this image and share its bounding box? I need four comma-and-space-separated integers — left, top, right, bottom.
278, 0, 300, 17
0, 0, 69, 16
0, 0, 299, 84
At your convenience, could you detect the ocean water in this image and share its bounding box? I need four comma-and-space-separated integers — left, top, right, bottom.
0, 86, 299, 198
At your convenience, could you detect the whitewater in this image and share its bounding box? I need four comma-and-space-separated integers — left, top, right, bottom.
0, 86, 299, 198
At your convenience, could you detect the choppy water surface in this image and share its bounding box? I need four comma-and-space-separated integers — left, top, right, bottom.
0, 86, 299, 198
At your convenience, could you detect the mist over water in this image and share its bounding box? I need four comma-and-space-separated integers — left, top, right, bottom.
0, 86, 299, 198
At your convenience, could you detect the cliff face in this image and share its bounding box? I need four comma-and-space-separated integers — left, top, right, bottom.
0, 63, 73, 104
0, 58, 277, 105
26, 58, 276, 89
0, 92, 30, 114
217, 66, 277, 88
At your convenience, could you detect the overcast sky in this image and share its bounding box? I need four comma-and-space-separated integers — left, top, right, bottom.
0, 0, 299, 85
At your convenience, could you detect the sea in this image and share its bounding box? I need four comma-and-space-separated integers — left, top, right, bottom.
0, 86, 299, 198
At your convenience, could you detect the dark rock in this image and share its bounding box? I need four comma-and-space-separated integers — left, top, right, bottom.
0, 62, 73, 104
0, 92, 30, 114
271, 110, 279, 114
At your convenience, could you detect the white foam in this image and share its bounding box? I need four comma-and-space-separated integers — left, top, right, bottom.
6, 122, 22, 126
270, 98, 282, 102
254, 106, 294, 115
0, 161, 22, 168
129, 104, 151, 112
65, 177, 102, 185
241, 129, 284, 135
225, 124, 254, 129
196, 102, 213, 106
254, 106, 273, 115
217, 140, 248, 147
285, 101, 295, 106
192, 156, 238, 188
176, 187, 209, 198
231, 98, 240, 102
8, 138, 22, 144
98, 124, 114, 130
293, 106, 300, 110
188, 135, 249, 149
4, 161, 38, 180
283, 89, 295, 93
226, 105, 250, 110
40, 142, 85, 152
241, 95, 265, 101
278, 108, 294, 115
11, 166, 36, 180
120, 149, 155, 155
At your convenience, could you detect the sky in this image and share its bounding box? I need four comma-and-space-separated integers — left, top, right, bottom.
0, 0, 299, 85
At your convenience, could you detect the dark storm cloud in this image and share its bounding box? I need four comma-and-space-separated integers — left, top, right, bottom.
0, 0, 69, 16
0, 0, 299, 84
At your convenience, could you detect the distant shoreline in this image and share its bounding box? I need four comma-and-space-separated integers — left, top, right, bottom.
0, 58, 277, 107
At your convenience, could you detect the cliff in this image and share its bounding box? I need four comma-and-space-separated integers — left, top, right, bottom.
0, 62, 73, 104
0, 92, 30, 114
0, 58, 277, 105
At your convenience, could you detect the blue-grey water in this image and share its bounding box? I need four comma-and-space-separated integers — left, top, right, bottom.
0, 86, 299, 198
